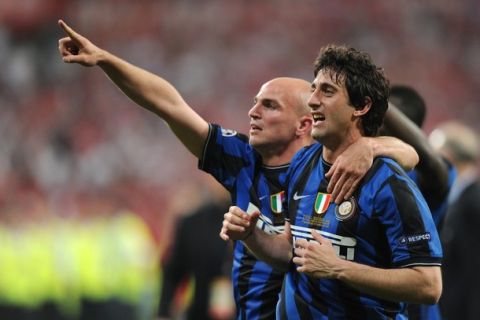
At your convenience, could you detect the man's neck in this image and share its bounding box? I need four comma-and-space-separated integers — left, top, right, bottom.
322, 146, 346, 164
260, 138, 313, 167
322, 131, 362, 164
262, 147, 300, 167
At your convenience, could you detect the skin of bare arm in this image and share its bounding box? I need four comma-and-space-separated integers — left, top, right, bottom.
58, 19, 209, 158
293, 230, 442, 304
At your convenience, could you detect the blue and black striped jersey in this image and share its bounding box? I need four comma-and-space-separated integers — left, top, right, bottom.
199, 124, 288, 320
278, 143, 442, 320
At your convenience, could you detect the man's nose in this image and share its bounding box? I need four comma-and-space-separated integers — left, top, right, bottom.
248, 103, 261, 117
308, 95, 320, 110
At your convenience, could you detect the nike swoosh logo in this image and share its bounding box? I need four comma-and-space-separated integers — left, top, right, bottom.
293, 192, 311, 201
259, 195, 268, 200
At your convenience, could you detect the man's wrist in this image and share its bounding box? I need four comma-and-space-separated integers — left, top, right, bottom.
241, 228, 254, 241
363, 136, 377, 156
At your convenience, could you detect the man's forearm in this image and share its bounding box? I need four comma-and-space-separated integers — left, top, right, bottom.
96, 51, 208, 158
98, 50, 187, 118
244, 228, 293, 272
58, 20, 209, 158
368, 136, 419, 171
333, 261, 442, 304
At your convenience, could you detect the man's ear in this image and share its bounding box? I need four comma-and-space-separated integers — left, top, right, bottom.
353, 97, 372, 117
297, 115, 313, 136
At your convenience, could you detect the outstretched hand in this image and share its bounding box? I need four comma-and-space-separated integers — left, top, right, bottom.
58, 19, 102, 66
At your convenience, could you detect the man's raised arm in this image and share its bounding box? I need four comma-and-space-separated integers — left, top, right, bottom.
58, 19, 209, 158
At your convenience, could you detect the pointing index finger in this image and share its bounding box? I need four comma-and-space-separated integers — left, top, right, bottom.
58, 19, 82, 41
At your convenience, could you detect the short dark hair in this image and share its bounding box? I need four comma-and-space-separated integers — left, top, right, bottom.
313, 45, 390, 136
389, 85, 426, 127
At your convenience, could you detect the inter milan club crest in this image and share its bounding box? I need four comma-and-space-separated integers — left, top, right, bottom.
270, 191, 285, 214
335, 197, 357, 221
314, 192, 332, 214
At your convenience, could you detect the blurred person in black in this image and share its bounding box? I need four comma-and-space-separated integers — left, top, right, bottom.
429, 121, 480, 320
382, 85, 456, 320
158, 179, 234, 320
57, 20, 419, 319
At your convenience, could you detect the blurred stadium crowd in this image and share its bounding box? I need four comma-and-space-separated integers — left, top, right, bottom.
0, 0, 479, 318
0, 211, 159, 319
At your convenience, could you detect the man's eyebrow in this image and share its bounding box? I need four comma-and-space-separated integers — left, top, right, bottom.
321, 82, 334, 88
319, 81, 337, 90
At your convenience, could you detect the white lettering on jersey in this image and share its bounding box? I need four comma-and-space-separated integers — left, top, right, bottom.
291, 225, 356, 261
246, 202, 284, 235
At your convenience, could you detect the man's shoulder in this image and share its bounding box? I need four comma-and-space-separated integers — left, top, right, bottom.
210, 123, 249, 142
361, 157, 408, 188
292, 142, 322, 163
373, 157, 406, 175
207, 123, 255, 157
201, 124, 259, 175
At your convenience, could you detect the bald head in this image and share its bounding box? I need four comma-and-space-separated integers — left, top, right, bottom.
248, 77, 313, 165
260, 77, 311, 116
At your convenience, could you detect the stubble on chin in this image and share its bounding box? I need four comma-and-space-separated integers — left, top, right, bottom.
311, 129, 323, 142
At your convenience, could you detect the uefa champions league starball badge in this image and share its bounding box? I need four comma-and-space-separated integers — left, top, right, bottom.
221, 128, 237, 137
335, 197, 357, 221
